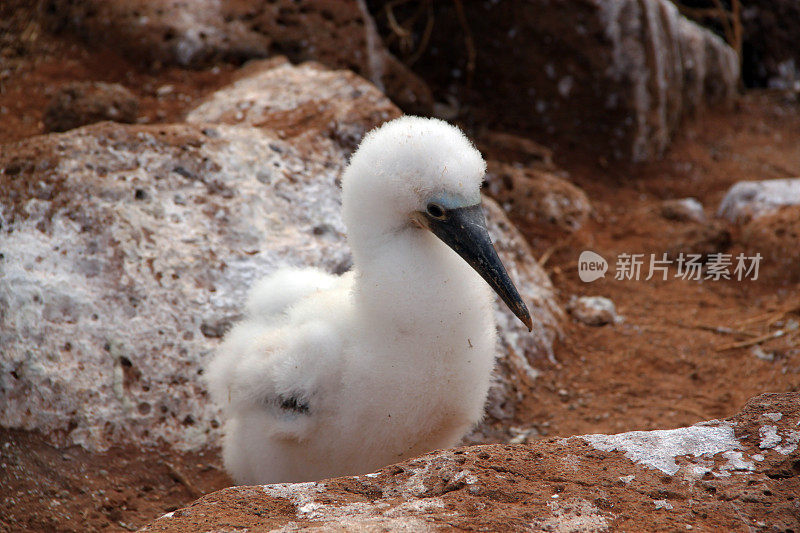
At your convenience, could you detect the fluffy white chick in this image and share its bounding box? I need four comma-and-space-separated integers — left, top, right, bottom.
206, 116, 532, 484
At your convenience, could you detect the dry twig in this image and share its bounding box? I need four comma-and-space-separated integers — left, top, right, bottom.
452, 0, 476, 88
715, 329, 789, 352
666, 320, 758, 338
165, 460, 202, 499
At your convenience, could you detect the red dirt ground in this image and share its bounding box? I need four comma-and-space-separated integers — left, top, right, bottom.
1, 4, 799, 532
519, 91, 800, 441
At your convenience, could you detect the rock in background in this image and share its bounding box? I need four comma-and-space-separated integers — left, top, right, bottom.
41, 0, 432, 113
718, 178, 800, 283
185, 56, 401, 157
672, 0, 800, 89
141, 393, 800, 532
37, 0, 741, 161
484, 161, 591, 235
738, 205, 800, 283
740, 0, 800, 89
718, 178, 800, 224
43, 81, 140, 132
371, 0, 739, 161
0, 61, 562, 452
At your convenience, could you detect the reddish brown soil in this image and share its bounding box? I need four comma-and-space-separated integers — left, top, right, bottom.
0, 429, 231, 532
2, 3, 799, 532
0, 3, 236, 145
519, 92, 800, 439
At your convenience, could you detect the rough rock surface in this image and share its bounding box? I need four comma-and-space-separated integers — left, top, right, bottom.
739, 205, 800, 283
0, 66, 561, 452
380, 0, 739, 162
718, 178, 800, 224
186, 57, 401, 156
484, 161, 591, 234
142, 393, 800, 532
43, 81, 139, 132
41, 0, 432, 113
477, 131, 557, 170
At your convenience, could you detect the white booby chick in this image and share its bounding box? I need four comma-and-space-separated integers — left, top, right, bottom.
206, 116, 532, 485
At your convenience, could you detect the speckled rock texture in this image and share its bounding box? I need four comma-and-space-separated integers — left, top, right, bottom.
43, 81, 140, 132
0, 62, 561, 452
378, 0, 739, 162
141, 393, 800, 532
484, 161, 591, 234
41, 0, 432, 113
185, 57, 401, 156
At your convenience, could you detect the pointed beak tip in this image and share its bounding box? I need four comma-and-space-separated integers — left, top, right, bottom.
521, 311, 533, 332
423, 202, 535, 334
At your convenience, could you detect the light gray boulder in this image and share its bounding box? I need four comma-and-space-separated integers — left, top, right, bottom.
0, 65, 561, 452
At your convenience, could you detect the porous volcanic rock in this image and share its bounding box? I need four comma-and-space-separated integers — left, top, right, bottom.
41, 0, 432, 113
484, 161, 591, 234
0, 66, 560, 452
716, 178, 800, 282
0, 122, 350, 452
141, 393, 800, 532
43, 81, 139, 132
374, 0, 739, 162
185, 57, 401, 156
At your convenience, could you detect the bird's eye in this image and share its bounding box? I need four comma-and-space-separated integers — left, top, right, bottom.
426, 202, 446, 219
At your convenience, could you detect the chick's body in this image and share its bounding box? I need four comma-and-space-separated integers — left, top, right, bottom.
207, 117, 506, 484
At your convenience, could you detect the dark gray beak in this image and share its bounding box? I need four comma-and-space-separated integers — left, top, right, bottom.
418, 203, 533, 331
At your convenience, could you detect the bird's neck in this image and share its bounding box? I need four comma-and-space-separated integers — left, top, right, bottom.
350, 227, 493, 343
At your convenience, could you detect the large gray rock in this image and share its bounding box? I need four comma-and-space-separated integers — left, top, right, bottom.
141, 393, 800, 532
0, 66, 560, 452
0, 122, 348, 452
384, 0, 739, 162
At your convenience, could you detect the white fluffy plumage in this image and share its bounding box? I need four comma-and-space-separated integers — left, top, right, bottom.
206, 116, 527, 484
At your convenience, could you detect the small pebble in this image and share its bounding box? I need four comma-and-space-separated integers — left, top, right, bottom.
568, 296, 617, 326
661, 197, 706, 223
